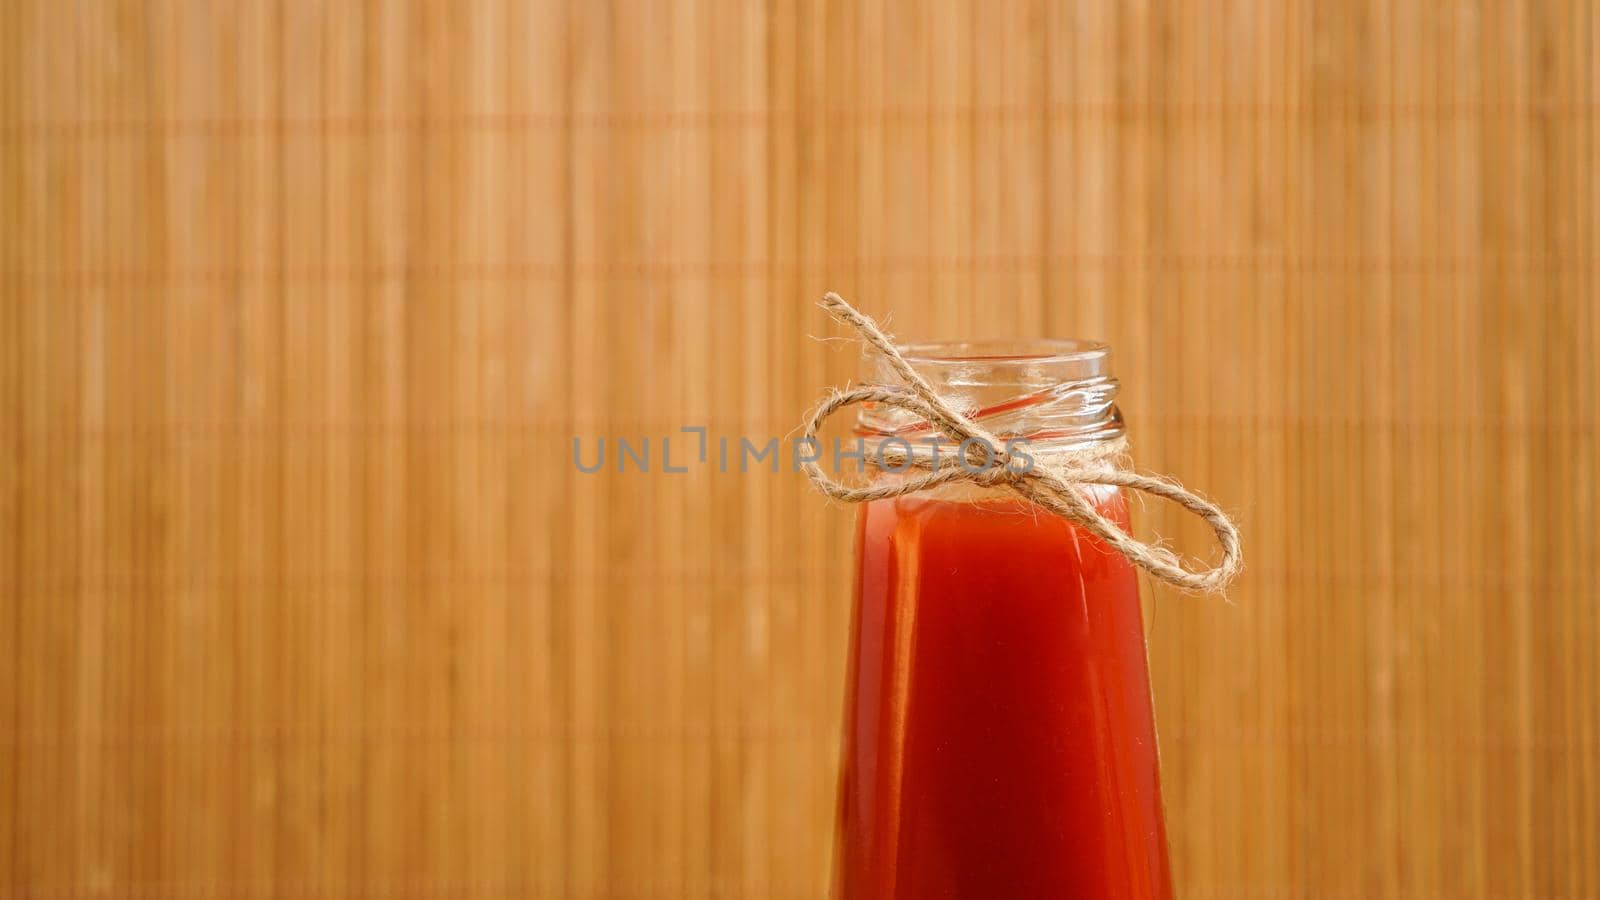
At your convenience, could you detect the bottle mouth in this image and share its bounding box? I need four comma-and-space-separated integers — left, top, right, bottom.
896, 338, 1110, 367
855, 338, 1125, 449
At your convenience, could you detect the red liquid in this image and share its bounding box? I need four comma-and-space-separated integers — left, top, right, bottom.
833, 489, 1173, 899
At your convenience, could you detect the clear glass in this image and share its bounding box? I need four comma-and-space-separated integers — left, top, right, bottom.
832, 342, 1173, 900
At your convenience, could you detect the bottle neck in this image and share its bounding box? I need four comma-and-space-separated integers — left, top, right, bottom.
854, 339, 1125, 456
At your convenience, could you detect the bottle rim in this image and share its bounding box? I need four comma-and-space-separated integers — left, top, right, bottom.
896, 338, 1110, 366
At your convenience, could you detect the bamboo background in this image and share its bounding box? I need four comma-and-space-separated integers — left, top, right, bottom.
3, 1, 1598, 897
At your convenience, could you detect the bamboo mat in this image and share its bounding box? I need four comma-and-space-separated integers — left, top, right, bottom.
3, 1, 1598, 897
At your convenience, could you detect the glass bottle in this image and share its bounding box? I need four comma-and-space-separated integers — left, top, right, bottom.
831, 340, 1173, 899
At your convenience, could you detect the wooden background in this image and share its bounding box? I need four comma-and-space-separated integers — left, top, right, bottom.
4, 1, 1598, 897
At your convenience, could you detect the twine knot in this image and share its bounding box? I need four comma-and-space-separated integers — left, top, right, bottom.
800, 292, 1242, 594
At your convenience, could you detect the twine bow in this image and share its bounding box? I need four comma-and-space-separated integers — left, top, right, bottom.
800, 292, 1242, 594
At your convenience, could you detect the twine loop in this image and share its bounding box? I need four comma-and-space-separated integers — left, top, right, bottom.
801, 292, 1242, 594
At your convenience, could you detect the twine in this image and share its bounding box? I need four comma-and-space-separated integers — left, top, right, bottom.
800, 292, 1243, 594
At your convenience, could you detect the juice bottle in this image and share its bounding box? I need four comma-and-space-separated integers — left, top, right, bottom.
831, 340, 1173, 899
